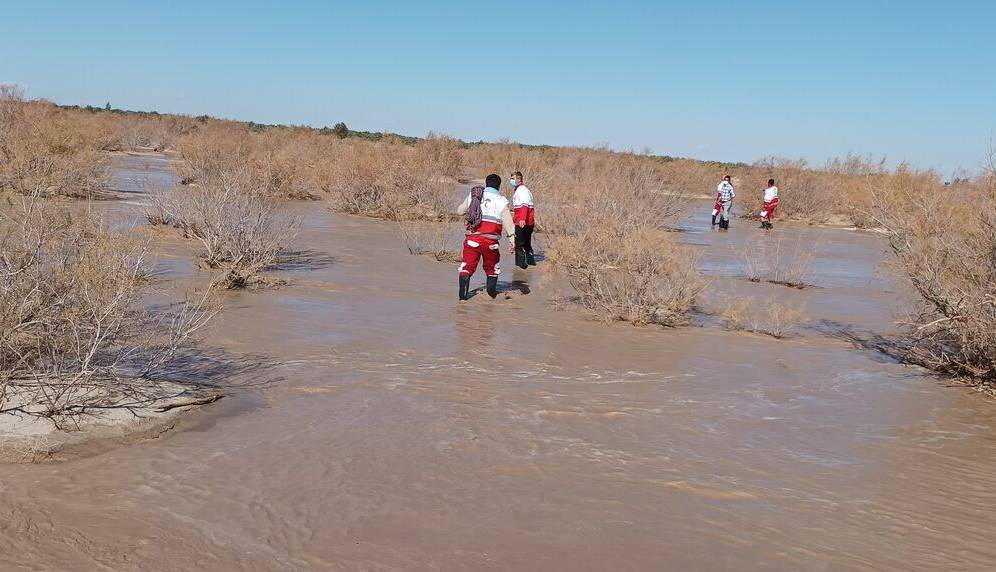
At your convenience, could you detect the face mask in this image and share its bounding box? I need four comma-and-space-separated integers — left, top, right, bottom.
509, 179, 518, 187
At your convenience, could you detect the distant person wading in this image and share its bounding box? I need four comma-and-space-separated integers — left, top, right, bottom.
510, 171, 536, 268
760, 178, 779, 230
456, 174, 516, 300
714, 175, 735, 230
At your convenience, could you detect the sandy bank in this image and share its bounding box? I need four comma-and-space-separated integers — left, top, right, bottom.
0, 386, 223, 463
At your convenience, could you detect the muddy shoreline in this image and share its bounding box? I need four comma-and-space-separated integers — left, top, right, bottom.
1, 154, 995, 571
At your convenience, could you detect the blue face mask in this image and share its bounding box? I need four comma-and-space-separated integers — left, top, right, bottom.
509, 178, 518, 187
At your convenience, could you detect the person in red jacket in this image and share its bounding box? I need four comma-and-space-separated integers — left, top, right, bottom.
510, 171, 536, 267
456, 174, 516, 300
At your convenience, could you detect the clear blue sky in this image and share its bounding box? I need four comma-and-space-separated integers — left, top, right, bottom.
2, 1, 993, 173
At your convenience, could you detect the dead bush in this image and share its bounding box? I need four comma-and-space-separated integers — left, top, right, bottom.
172, 121, 254, 186
173, 121, 459, 211
147, 172, 299, 288
397, 219, 462, 263
547, 225, 704, 326
868, 158, 996, 387
0, 197, 215, 427
467, 145, 691, 236
741, 158, 841, 224
720, 297, 806, 339
101, 115, 193, 152
317, 136, 458, 220
0, 87, 109, 198
740, 234, 816, 288
522, 148, 703, 326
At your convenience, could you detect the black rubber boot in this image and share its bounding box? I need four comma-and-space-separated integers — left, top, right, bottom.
486, 276, 498, 299
526, 251, 536, 266
459, 275, 470, 301
711, 214, 717, 226
760, 221, 767, 229
515, 246, 528, 269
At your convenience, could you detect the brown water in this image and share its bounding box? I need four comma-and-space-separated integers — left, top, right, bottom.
1, 156, 995, 571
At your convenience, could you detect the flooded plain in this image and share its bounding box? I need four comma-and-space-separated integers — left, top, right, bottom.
1, 155, 995, 571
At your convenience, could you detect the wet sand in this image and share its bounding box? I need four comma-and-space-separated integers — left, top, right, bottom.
1, 156, 995, 571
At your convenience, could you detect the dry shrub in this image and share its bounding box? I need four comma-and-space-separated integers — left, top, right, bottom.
174, 121, 323, 198
550, 155, 689, 235
414, 132, 463, 180
173, 121, 460, 214
397, 219, 462, 263
741, 234, 816, 288
101, 114, 196, 153
548, 225, 704, 326
0, 87, 109, 198
148, 171, 299, 288
868, 158, 996, 386
467, 144, 691, 235
464, 142, 561, 192
0, 197, 215, 427
721, 298, 806, 339
657, 158, 727, 196
512, 147, 705, 326
739, 158, 843, 224
317, 135, 459, 220
174, 121, 256, 185
733, 155, 949, 228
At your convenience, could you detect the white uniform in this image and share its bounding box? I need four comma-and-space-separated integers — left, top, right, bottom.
760, 185, 779, 222
456, 187, 514, 239
512, 185, 534, 209
763, 186, 778, 202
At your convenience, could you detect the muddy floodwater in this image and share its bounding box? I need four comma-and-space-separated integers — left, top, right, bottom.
2, 155, 995, 571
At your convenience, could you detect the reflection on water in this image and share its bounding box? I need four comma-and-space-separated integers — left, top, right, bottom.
1, 155, 994, 571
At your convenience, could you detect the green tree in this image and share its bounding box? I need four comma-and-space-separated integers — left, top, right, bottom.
333, 122, 349, 139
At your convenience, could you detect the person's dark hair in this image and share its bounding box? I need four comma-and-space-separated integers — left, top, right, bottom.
512, 171, 524, 179
723, 174, 731, 181
485, 173, 501, 188
768, 178, 775, 186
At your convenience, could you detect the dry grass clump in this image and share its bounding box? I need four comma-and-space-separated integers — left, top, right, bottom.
147, 171, 299, 288
868, 158, 996, 387
741, 235, 817, 288
0, 197, 215, 427
720, 298, 807, 339
0, 87, 109, 198
547, 225, 704, 326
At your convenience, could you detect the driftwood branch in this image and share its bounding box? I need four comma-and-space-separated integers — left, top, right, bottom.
155, 394, 223, 412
